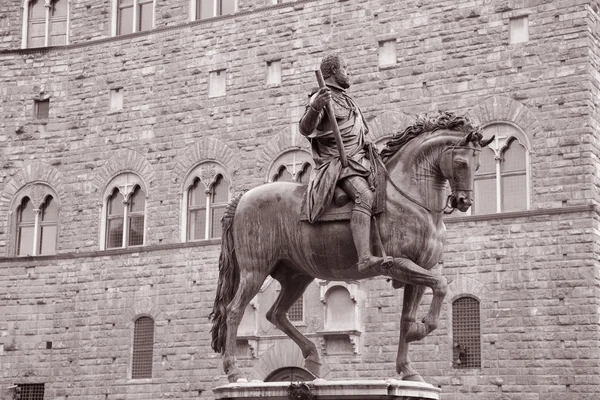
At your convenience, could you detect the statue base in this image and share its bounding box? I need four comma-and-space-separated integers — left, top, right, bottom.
213, 378, 441, 400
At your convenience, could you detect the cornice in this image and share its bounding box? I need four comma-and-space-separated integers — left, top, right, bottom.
444, 204, 597, 224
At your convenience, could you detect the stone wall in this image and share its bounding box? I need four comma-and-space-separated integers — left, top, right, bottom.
1, 0, 599, 399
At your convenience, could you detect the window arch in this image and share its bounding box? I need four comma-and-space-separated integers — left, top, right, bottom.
132, 316, 154, 379
112, 0, 155, 36
473, 123, 530, 214
22, 0, 69, 48
13, 185, 59, 256
101, 173, 147, 250
268, 150, 314, 184
264, 367, 315, 382
452, 296, 481, 369
182, 162, 231, 241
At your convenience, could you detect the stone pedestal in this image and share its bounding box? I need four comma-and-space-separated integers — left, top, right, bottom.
213, 379, 441, 400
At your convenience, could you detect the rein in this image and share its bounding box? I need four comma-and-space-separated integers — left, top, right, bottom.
379, 144, 481, 215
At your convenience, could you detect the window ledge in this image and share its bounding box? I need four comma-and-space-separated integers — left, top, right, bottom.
0, 239, 222, 263
445, 204, 596, 223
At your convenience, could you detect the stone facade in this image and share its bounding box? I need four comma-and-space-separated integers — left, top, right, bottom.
1, 0, 600, 399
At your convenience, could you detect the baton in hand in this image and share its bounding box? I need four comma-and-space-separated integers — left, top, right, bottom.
314, 70, 348, 168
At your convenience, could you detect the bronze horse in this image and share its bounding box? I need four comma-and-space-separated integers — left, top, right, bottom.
211, 112, 493, 383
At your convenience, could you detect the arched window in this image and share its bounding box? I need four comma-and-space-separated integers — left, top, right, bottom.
183, 163, 231, 241
113, 0, 154, 36
25, 0, 68, 48
452, 296, 481, 369
102, 174, 147, 250
194, 0, 236, 21
16, 194, 58, 256
269, 150, 313, 184
132, 316, 154, 379
473, 124, 529, 214
264, 367, 315, 382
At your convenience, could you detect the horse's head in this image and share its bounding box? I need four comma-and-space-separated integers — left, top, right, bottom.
440, 131, 494, 212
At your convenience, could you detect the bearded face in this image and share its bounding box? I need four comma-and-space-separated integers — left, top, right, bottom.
334, 59, 351, 89
335, 67, 350, 89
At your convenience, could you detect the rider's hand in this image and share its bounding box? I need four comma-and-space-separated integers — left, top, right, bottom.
309, 87, 331, 111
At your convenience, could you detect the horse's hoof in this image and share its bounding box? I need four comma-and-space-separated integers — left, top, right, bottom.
304, 357, 322, 377
403, 374, 426, 383
227, 372, 245, 383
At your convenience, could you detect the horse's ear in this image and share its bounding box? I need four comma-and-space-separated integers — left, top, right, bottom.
480, 135, 495, 148
457, 131, 473, 147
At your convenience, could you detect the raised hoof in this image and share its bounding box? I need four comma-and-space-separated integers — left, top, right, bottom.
357, 256, 384, 273
227, 372, 245, 383
403, 374, 426, 383
391, 279, 404, 289
304, 356, 322, 378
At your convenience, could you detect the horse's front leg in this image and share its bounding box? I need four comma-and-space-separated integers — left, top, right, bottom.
397, 284, 427, 381
385, 258, 447, 378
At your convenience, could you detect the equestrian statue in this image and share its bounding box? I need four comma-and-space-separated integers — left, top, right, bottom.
210, 53, 493, 383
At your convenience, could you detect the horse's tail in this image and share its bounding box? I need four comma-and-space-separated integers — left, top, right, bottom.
210, 192, 244, 354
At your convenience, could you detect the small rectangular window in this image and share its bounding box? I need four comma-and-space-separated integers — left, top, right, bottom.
509, 16, 529, 44
378, 39, 397, 67
209, 69, 227, 98
110, 88, 124, 111
34, 99, 49, 119
266, 60, 282, 86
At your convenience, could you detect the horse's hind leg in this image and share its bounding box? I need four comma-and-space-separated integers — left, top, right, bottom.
266, 270, 320, 377
223, 271, 266, 382
397, 284, 426, 382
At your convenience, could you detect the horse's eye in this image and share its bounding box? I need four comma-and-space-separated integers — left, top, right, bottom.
454, 158, 467, 166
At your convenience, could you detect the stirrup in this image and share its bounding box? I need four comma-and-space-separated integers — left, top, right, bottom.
357, 256, 384, 273
381, 256, 394, 272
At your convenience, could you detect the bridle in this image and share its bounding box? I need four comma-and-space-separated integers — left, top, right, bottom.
381, 144, 481, 215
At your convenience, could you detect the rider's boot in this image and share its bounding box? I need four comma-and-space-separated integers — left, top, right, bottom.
351, 207, 384, 273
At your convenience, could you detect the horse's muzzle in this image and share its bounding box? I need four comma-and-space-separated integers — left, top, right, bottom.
453, 192, 472, 212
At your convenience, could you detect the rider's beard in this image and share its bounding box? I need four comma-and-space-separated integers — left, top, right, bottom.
335, 71, 350, 89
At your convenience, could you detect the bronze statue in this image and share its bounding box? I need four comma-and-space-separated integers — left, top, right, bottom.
211, 99, 493, 382
299, 53, 385, 273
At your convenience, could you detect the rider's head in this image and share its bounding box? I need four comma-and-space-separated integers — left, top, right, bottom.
320, 53, 350, 89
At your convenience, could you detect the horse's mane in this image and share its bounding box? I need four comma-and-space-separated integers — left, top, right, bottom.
379, 111, 482, 163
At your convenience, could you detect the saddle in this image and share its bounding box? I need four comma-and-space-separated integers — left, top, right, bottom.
299, 167, 386, 222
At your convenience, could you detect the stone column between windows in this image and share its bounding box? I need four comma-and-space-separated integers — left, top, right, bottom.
43, 0, 51, 47
32, 208, 41, 256
494, 136, 501, 213
204, 186, 211, 240
122, 197, 130, 248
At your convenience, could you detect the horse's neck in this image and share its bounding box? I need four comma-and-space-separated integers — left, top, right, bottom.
386, 135, 451, 213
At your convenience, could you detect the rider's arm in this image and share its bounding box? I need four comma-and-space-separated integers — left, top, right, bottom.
299, 87, 331, 137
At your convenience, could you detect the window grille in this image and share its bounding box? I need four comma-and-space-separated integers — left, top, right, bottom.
287, 296, 303, 323
132, 316, 154, 379
452, 296, 481, 369
15, 383, 45, 400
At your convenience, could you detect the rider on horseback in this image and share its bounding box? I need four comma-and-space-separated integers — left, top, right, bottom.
299, 53, 384, 273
